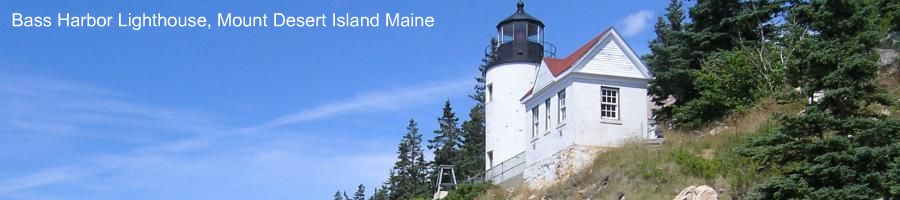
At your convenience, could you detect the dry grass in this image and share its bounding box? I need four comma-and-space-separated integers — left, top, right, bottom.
494, 99, 803, 200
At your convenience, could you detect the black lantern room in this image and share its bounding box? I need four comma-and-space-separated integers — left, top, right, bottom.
493, 1, 545, 66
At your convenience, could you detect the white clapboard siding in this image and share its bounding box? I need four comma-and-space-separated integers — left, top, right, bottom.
576, 38, 646, 79
532, 62, 555, 95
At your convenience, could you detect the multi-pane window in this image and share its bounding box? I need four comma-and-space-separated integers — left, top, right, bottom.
544, 99, 551, 131
601, 87, 619, 119
558, 90, 566, 124
532, 107, 539, 138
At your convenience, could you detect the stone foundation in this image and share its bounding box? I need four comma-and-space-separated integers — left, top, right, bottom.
524, 145, 608, 189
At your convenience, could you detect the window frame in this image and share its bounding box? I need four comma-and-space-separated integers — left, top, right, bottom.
532, 107, 539, 138
544, 99, 551, 132
558, 90, 566, 124
601, 87, 619, 120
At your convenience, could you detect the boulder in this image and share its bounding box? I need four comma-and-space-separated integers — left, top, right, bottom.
673, 185, 717, 200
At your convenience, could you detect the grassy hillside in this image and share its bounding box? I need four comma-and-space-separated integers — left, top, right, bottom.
464, 68, 900, 200
478, 100, 803, 200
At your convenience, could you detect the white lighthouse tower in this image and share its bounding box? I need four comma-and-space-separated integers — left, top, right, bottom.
484, 1, 545, 177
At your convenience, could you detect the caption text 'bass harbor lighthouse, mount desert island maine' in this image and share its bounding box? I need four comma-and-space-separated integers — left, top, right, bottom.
482, 1, 658, 190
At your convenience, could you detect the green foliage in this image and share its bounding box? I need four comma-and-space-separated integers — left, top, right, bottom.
456, 39, 493, 181
672, 46, 785, 128
648, 0, 782, 126
428, 101, 463, 167
646, 0, 696, 121
353, 184, 366, 200
671, 148, 721, 180
388, 119, 432, 200
369, 186, 389, 200
634, 161, 668, 185
740, 0, 900, 199
442, 183, 500, 200
458, 103, 485, 180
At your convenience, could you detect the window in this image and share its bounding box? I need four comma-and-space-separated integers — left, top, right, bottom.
601, 87, 619, 119
486, 84, 493, 103
544, 99, 551, 131
487, 151, 494, 168
532, 107, 539, 138
558, 90, 566, 124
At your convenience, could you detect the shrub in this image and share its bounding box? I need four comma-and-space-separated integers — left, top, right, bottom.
671, 148, 721, 180
442, 183, 503, 200
672, 46, 784, 129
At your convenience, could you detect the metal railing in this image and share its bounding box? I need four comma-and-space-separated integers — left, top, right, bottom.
483, 41, 559, 60
463, 151, 526, 184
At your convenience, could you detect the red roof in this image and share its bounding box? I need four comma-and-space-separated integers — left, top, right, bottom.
521, 27, 613, 101
543, 27, 612, 77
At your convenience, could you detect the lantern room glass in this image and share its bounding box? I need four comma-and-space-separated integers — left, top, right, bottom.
497, 22, 542, 45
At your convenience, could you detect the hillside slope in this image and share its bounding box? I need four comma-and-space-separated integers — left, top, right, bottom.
478, 100, 803, 200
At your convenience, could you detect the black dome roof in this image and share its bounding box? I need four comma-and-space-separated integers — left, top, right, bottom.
496, 1, 544, 28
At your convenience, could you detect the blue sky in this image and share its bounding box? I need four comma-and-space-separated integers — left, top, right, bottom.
0, 0, 667, 199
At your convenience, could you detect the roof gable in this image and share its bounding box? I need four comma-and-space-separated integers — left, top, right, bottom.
571, 30, 652, 79
543, 28, 611, 77
521, 27, 653, 102
542, 27, 651, 79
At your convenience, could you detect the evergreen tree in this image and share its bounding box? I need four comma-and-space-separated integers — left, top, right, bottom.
646, 0, 692, 121
353, 184, 366, 200
388, 119, 431, 200
648, 0, 781, 126
457, 39, 494, 180
369, 186, 389, 200
334, 191, 343, 200
741, 0, 900, 199
343, 191, 350, 200
429, 101, 463, 166
428, 101, 463, 189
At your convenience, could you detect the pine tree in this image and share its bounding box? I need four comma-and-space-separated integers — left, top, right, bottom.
741, 0, 900, 199
343, 191, 350, 200
352, 184, 366, 200
388, 119, 431, 200
457, 39, 494, 180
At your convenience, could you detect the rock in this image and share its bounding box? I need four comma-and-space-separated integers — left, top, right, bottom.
673, 185, 718, 200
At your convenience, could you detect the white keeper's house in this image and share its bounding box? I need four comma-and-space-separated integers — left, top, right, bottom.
482, 2, 657, 189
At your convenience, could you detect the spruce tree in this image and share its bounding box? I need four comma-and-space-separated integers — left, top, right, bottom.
646, 0, 692, 121
429, 101, 463, 166
353, 184, 366, 200
388, 119, 431, 200
741, 0, 900, 199
457, 39, 494, 180
649, 0, 781, 125
428, 101, 463, 188
369, 186, 389, 200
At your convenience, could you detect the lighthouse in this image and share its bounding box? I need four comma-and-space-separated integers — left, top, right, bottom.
481, 0, 653, 189
484, 1, 544, 172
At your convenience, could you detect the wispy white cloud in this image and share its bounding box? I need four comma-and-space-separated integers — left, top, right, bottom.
0, 72, 471, 197
0, 167, 84, 195
619, 10, 655, 36
245, 78, 470, 132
